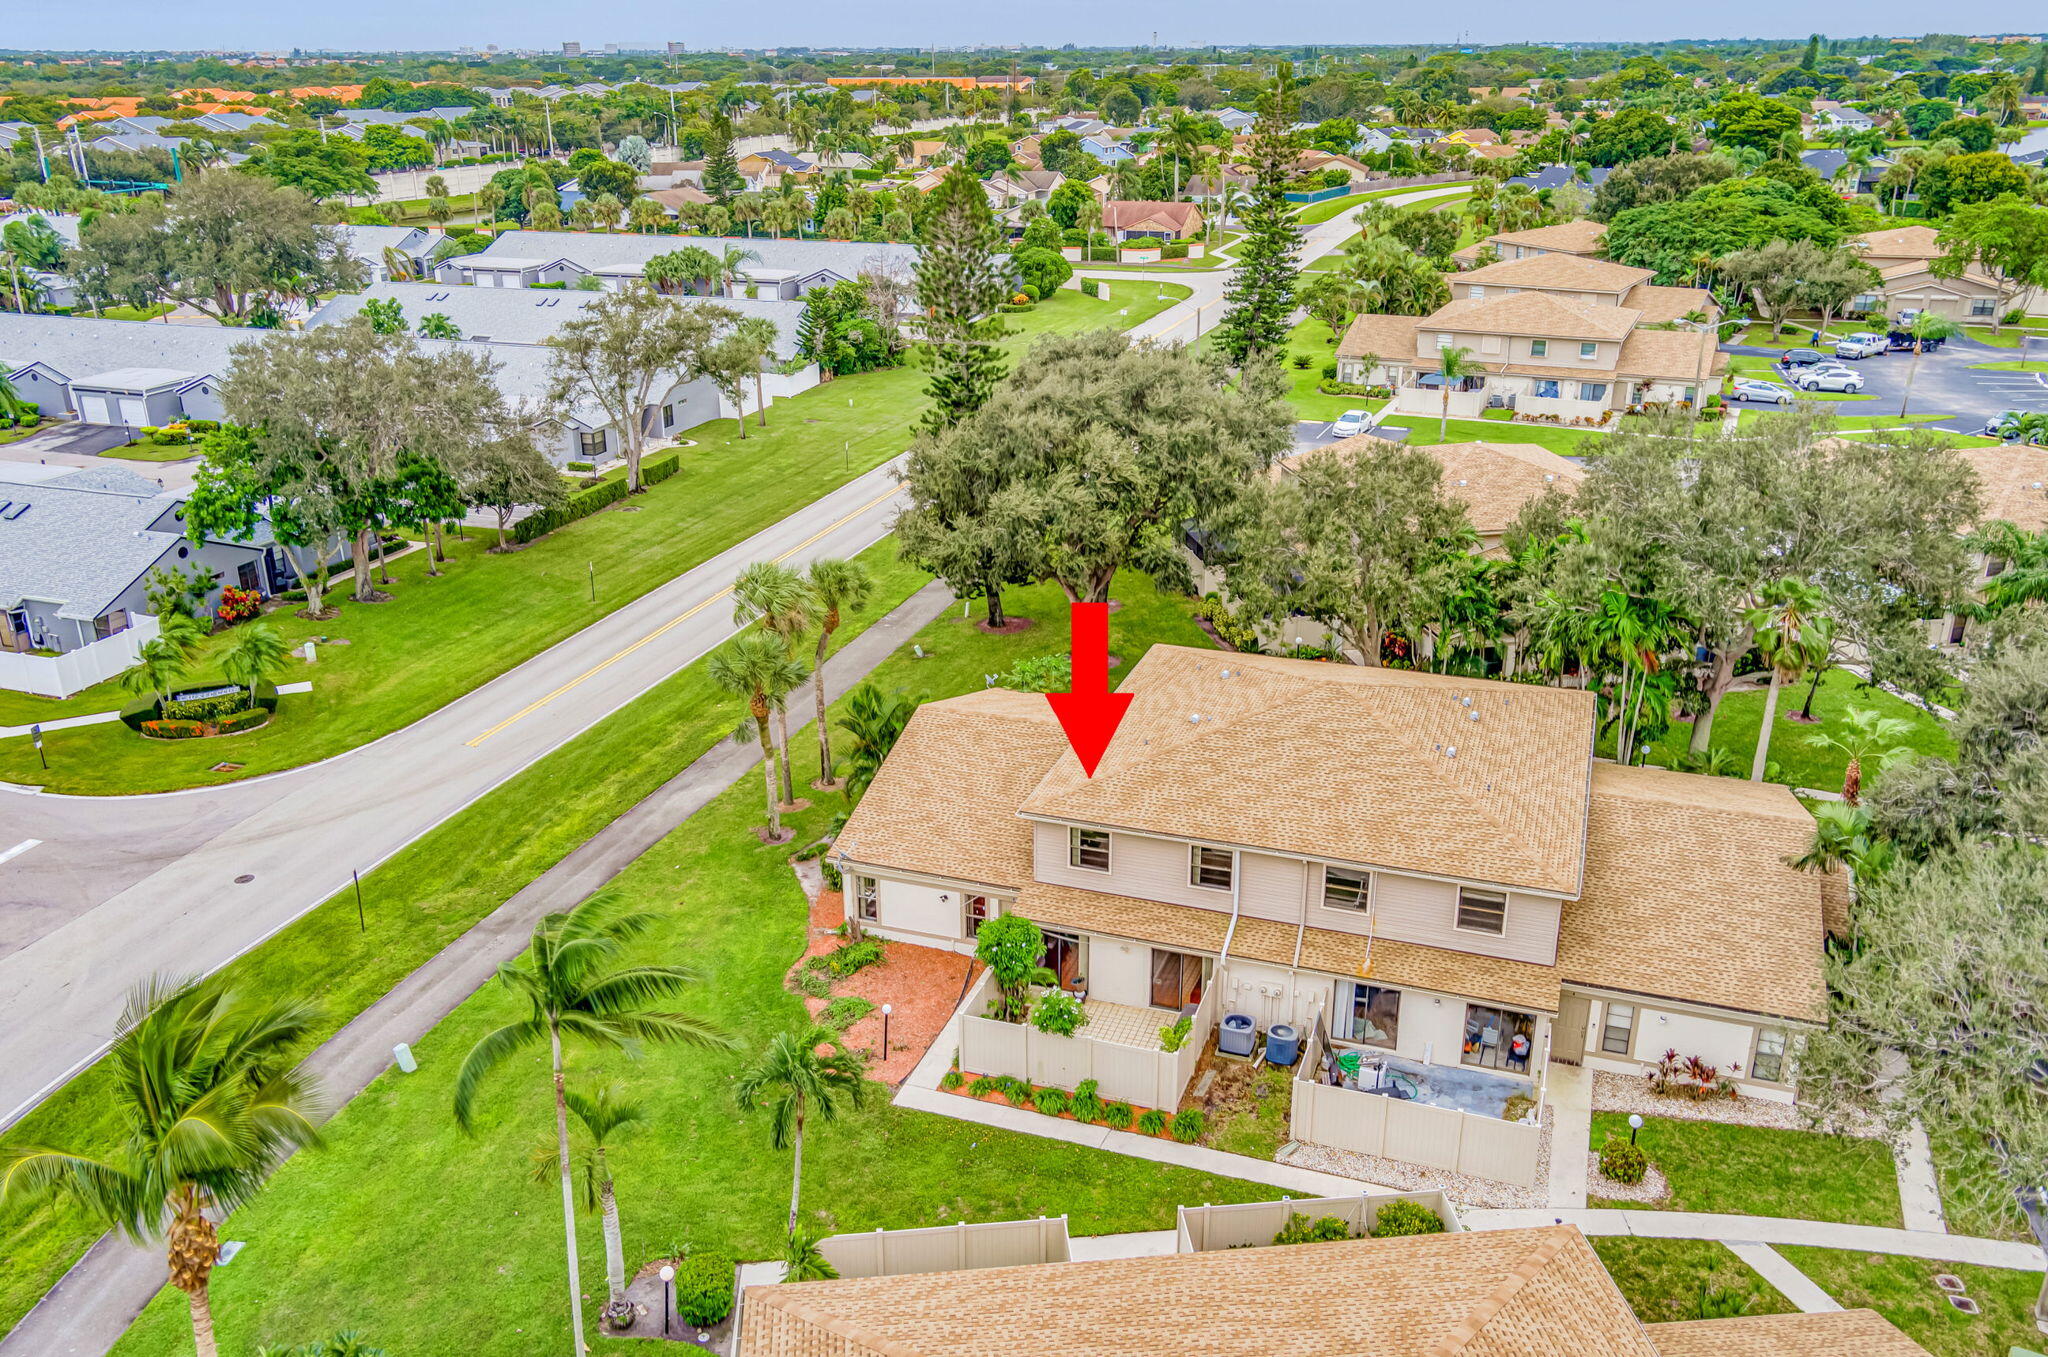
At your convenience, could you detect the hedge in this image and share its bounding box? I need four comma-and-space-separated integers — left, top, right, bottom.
512, 452, 681, 545
674, 1253, 735, 1327
215, 707, 271, 734
140, 719, 207, 740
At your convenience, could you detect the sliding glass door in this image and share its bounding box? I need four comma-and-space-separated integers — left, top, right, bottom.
1150, 949, 1204, 1012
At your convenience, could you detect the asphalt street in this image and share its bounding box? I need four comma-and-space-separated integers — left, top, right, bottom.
0, 459, 908, 1129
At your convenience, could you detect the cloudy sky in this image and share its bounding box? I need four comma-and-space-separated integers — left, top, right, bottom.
8, 0, 2032, 56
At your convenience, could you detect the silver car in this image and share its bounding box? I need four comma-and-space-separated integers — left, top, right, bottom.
1794, 366, 1865, 394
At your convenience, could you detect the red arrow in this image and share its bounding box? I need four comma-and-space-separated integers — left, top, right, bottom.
1045, 601, 1133, 778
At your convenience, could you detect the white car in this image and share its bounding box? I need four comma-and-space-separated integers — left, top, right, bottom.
1794, 366, 1865, 393
1833, 333, 1888, 360
1330, 409, 1373, 438
1731, 378, 1795, 405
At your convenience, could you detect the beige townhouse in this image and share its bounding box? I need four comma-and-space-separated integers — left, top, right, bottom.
1923, 442, 2048, 648
1337, 256, 1722, 425
1847, 223, 2044, 323
1453, 216, 1610, 267
835, 648, 1833, 1186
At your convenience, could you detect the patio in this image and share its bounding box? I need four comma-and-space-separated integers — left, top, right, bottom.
1080, 998, 1168, 1051
1326, 1048, 1533, 1121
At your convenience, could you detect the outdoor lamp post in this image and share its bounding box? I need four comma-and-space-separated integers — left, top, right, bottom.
1628, 1113, 1643, 1146
881, 1003, 892, 1057
659, 1264, 674, 1335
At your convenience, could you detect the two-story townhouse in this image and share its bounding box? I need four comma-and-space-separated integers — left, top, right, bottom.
1919, 441, 2048, 649
1336, 277, 1721, 424
836, 648, 1832, 1152
1453, 218, 1607, 268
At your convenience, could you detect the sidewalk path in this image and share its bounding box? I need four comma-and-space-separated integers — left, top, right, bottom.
1725, 1241, 1844, 1313
1460, 1207, 2044, 1271
1544, 1062, 1592, 1209
0, 581, 958, 1357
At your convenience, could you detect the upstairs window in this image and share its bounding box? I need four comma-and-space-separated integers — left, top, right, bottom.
1578, 341, 1598, 359
1069, 827, 1110, 872
1322, 866, 1371, 912
1529, 338, 1548, 358
1456, 888, 1507, 935
1189, 846, 1233, 891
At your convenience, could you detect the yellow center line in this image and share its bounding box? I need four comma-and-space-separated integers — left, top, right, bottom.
463, 481, 903, 747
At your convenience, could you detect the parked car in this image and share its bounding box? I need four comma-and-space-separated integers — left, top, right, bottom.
1731, 378, 1795, 405
1793, 366, 1866, 393
1833, 333, 1888, 359
1330, 409, 1372, 438
1782, 348, 1828, 367
1978, 410, 2024, 438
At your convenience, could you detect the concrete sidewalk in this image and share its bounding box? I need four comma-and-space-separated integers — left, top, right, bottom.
0, 581, 956, 1357
1460, 1206, 2045, 1271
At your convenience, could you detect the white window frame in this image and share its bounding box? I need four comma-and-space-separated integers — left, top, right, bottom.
854, 876, 878, 922
963, 893, 994, 937
1069, 827, 1111, 872
1578, 341, 1598, 360
1321, 865, 1371, 913
1529, 338, 1548, 358
1455, 887, 1508, 935
1751, 1027, 1789, 1083
1600, 1002, 1635, 1055
1189, 845, 1233, 892
1970, 297, 1996, 317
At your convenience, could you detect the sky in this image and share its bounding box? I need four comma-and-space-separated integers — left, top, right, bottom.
7, 0, 2039, 58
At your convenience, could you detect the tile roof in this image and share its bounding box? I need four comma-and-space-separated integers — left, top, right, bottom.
1557, 764, 1829, 1024
1488, 219, 1609, 256
1956, 444, 2048, 531
739, 1225, 1661, 1357
1426, 292, 1641, 343
1645, 1309, 1929, 1356
1457, 254, 1653, 294
1019, 646, 1598, 897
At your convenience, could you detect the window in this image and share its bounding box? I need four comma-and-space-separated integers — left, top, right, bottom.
1600, 1003, 1635, 1055
1752, 1028, 1788, 1082
1435, 332, 1453, 349
1578, 341, 1598, 359
1456, 888, 1507, 934
854, 876, 878, 922
1463, 1003, 1536, 1070
578, 430, 607, 459
236, 562, 260, 592
1189, 845, 1233, 891
1467, 285, 1486, 299
1533, 379, 1561, 399
1321, 865, 1371, 912
963, 893, 993, 938
1150, 949, 1205, 1011
661, 403, 676, 430
1529, 338, 1548, 358
1069, 827, 1110, 871
1853, 293, 1880, 312
1971, 297, 1996, 317
1340, 982, 1400, 1048
1578, 382, 1608, 402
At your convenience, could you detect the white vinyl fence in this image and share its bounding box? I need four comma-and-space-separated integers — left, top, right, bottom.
955, 970, 1216, 1111
0, 614, 158, 698
817, 1216, 1070, 1280
1289, 1024, 1543, 1189
1175, 1191, 1462, 1253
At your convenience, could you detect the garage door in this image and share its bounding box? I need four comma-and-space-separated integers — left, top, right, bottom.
77, 394, 112, 425
116, 397, 146, 426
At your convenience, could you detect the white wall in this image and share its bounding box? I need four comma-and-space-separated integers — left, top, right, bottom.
0, 613, 159, 698
872, 878, 968, 946
1084, 936, 1153, 1009
1585, 997, 1793, 1103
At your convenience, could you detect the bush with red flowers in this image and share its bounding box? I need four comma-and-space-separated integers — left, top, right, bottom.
216, 586, 262, 625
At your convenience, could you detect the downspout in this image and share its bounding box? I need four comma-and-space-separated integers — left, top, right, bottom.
1216, 849, 1244, 970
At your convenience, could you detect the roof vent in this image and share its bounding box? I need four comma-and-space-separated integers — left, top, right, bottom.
1468, 710, 1480, 721
1220, 668, 1232, 678
1189, 713, 1203, 724
1446, 746, 1458, 758
1461, 696, 1473, 707
1544, 473, 1556, 482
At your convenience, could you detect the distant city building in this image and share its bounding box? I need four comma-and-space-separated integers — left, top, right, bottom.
561, 41, 581, 57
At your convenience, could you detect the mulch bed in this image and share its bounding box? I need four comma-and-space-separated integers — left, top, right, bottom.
796, 888, 978, 1087
974, 616, 1036, 634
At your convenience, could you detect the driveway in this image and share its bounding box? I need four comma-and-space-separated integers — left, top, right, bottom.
7, 423, 137, 459
1727, 334, 2048, 432
1291, 417, 1411, 453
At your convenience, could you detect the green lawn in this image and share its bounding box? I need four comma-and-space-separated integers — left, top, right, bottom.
0, 538, 928, 1343
95, 302, 175, 321
97, 442, 200, 462
1736, 409, 1952, 431
1776, 1248, 2046, 1357
1292, 181, 1475, 225
1634, 668, 1954, 796
1589, 1113, 1903, 1227
1277, 315, 1389, 423
1375, 414, 1603, 457
0, 287, 1184, 794
1968, 360, 2048, 373
103, 571, 1251, 1356
1963, 324, 2048, 349
1591, 1238, 1799, 1324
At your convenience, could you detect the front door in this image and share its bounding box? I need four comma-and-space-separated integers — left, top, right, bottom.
1553, 993, 1590, 1066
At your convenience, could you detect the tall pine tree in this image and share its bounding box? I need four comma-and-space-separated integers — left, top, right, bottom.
915, 166, 1011, 434
703, 115, 744, 203
1800, 33, 1820, 70
1211, 63, 1304, 368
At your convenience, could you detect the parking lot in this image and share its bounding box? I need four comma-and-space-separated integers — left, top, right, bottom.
1728, 333, 2048, 433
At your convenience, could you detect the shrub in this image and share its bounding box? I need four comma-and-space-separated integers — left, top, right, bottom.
1136, 1108, 1170, 1136
1598, 1134, 1648, 1185
1031, 989, 1089, 1038
162, 692, 251, 724
1321, 361, 1338, 379
1368, 1200, 1446, 1238
820, 861, 843, 891
511, 453, 681, 544
824, 936, 884, 977
215, 707, 270, 734
939, 1070, 965, 1092
820, 995, 875, 1030
674, 1252, 734, 1327
1033, 1086, 1070, 1117
140, 719, 206, 740
1291, 354, 1313, 369
1169, 1108, 1206, 1143
1101, 1100, 1134, 1130
1158, 1016, 1193, 1052
1161, 240, 1188, 259
792, 967, 831, 999
1274, 1212, 1353, 1245
216, 586, 262, 625
1080, 278, 1101, 298
968, 1074, 1003, 1098
565, 460, 595, 472
999, 1075, 1033, 1103
1069, 1079, 1105, 1123
1018, 284, 1041, 302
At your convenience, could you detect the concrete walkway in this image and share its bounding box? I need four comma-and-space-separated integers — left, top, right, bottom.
1543, 1062, 1592, 1209
1893, 1120, 1950, 1235
1725, 1241, 1844, 1313
0, 581, 959, 1357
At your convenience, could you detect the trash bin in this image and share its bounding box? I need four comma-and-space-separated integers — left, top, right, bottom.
1266, 1023, 1301, 1067
1219, 1013, 1256, 1057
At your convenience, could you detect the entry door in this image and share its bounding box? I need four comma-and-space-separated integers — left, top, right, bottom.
1552, 993, 1590, 1066
1150, 949, 1204, 1012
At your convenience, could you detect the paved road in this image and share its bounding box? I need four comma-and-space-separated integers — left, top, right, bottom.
0, 580, 957, 1357
0, 460, 908, 1130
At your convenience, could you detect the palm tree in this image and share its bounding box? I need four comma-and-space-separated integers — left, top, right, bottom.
528, 1081, 646, 1317
802, 558, 873, 789
1899, 312, 1964, 418
1744, 579, 1829, 781
380, 246, 417, 283
734, 562, 817, 804
734, 316, 781, 426
782, 1222, 840, 1281
734, 1023, 869, 1235
1436, 346, 1478, 442
0, 976, 325, 1357
1160, 111, 1208, 197
1805, 706, 1918, 804
718, 243, 763, 295
122, 611, 206, 713
1788, 799, 1895, 881
707, 631, 809, 841
762, 195, 803, 240
627, 196, 666, 233
417, 312, 460, 340
1974, 519, 2048, 613
835, 682, 919, 803
219, 621, 290, 706
453, 890, 731, 1357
